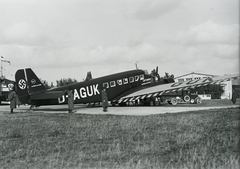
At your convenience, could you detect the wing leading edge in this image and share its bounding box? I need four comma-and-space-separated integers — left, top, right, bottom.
118, 74, 239, 103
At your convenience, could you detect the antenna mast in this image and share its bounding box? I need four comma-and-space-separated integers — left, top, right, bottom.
135, 61, 139, 70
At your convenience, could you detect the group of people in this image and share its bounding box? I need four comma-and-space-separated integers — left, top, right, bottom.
67, 87, 108, 113
57, 87, 109, 113
8, 87, 109, 113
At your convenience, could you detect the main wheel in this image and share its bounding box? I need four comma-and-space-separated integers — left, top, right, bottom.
171, 98, 177, 105
183, 95, 190, 102
190, 99, 195, 104
195, 97, 202, 104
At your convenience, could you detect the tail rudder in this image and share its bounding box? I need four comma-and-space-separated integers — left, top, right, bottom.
25, 68, 46, 94
15, 69, 29, 104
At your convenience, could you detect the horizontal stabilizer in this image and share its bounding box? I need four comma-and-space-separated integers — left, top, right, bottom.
30, 90, 66, 100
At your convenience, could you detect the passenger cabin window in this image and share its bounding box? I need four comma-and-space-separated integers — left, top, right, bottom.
129, 77, 134, 83
135, 75, 139, 81
140, 74, 144, 80
103, 82, 109, 88
117, 79, 122, 85
178, 79, 184, 82
110, 81, 116, 87
186, 78, 192, 81
123, 78, 128, 84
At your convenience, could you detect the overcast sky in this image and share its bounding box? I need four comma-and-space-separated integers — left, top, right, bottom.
0, 0, 239, 84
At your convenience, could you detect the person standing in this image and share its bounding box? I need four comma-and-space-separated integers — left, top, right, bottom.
231, 90, 237, 104
101, 88, 108, 112
8, 88, 17, 113
68, 87, 74, 113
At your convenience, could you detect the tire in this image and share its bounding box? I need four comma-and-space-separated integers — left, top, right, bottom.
183, 95, 190, 102
171, 98, 177, 106
190, 99, 195, 104
195, 97, 202, 104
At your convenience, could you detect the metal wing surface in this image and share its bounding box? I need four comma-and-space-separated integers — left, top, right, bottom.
118, 74, 239, 103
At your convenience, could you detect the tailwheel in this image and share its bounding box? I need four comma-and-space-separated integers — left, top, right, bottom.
171, 98, 177, 106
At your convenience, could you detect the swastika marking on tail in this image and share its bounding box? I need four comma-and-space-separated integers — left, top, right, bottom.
18, 79, 27, 90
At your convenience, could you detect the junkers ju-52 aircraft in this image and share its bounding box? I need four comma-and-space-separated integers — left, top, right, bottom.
15, 67, 239, 108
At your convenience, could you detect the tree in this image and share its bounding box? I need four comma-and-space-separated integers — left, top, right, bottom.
190, 84, 224, 99
163, 72, 174, 79
56, 78, 78, 87
40, 79, 51, 89
159, 72, 175, 83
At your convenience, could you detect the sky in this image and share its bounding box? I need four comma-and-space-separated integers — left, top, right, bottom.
0, 0, 239, 84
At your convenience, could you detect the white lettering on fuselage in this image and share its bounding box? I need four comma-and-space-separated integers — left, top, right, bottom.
74, 89, 80, 100
58, 84, 100, 104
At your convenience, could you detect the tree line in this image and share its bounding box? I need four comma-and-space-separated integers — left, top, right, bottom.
41, 78, 78, 89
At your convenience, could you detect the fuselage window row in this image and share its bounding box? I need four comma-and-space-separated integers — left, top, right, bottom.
102, 75, 143, 88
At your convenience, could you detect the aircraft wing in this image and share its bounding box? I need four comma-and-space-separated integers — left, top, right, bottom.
30, 90, 66, 100
117, 74, 239, 103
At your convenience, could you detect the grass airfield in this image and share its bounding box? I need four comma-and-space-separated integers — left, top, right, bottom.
0, 99, 239, 115
0, 100, 239, 169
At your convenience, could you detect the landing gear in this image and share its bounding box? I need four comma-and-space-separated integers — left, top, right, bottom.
170, 98, 177, 105
190, 99, 195, 104
195, 97, 202, 104
183, 95, 190, 102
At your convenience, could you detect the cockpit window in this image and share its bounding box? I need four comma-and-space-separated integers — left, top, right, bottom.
143, 70, 149, 75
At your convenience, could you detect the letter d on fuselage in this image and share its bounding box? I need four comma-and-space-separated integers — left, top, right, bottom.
58, 84, 100, 104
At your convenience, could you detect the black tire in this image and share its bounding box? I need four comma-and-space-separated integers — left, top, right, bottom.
183, 95, 190, 102
171, 98, 177, 105
195, 97, 202, 104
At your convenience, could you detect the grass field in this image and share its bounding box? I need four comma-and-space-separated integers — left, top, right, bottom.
0, 107, 239, 169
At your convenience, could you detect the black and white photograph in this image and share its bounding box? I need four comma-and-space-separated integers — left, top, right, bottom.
0, 0, 239, 168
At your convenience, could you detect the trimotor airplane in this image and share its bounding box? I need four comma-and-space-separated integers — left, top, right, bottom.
14, 68, 239, 107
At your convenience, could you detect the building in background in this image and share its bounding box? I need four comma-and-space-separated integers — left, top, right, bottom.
0, 77, 15, 104
174, 72, 238, 100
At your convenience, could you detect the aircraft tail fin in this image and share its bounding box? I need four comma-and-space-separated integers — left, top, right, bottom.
25, 68, 46, 94
15, 69, 29, 104
15, 68, 47, 104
